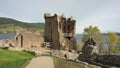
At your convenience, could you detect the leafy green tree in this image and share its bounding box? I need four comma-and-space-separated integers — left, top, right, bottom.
82, 25, 104, 53
107, 32, 119, 53
116, 38, 120, 54
110, 45, 117, 54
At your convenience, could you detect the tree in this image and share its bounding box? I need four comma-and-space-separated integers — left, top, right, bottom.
117, 38, 120, 53
82, 25, 104, 53
107, 32, 119, 53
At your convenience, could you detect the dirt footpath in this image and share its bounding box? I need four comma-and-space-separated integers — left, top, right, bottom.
25, 56, 55, 68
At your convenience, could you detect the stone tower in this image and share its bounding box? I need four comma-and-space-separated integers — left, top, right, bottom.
44, 13, 76, 50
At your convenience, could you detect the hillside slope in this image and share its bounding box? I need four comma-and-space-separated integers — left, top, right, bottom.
0, 17, 44, 33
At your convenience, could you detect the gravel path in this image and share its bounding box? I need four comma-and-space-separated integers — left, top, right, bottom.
25, 56, 55, 68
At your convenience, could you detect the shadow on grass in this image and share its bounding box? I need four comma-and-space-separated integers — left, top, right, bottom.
52, 56, 97, 68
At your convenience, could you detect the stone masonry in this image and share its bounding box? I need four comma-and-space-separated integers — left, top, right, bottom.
13, 31, 44, 48
78, 38, 120, 67
0, 31, 44, 49
44, 13, 76, 50
78, 38, 99, 62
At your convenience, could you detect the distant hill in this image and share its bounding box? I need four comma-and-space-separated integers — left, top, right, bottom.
0, 17, 44, 33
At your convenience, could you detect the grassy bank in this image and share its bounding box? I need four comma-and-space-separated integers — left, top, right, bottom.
0, 48, 35, 68
53, 56, 98, 68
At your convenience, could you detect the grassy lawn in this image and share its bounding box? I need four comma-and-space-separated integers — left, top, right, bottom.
53, 56, 98, 68
0, 48, 35, 68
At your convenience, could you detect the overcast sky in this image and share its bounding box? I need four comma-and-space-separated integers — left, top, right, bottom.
0, 0, 120, 33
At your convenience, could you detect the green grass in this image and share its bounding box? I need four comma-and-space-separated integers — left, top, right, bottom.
53, 56, 98, 68
0, 48, 35, 68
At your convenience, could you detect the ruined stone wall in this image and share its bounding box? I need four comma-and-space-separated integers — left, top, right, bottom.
78, 38, 99, 62
44, 13, 76, 50
96, 54, 120, 67
78, 38, 120, 67
44, 14, 60, 49
0, 40, 9, 47
0, 40, 4, 47
0, 32, 43, 49
58, 15, 76, 50
14, 32, 44, 48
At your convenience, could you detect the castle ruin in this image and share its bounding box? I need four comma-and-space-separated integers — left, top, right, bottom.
13, 31, 44, 48
44, 13, 76, 50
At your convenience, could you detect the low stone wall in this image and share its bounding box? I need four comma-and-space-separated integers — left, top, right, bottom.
96, 54, 120, 67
